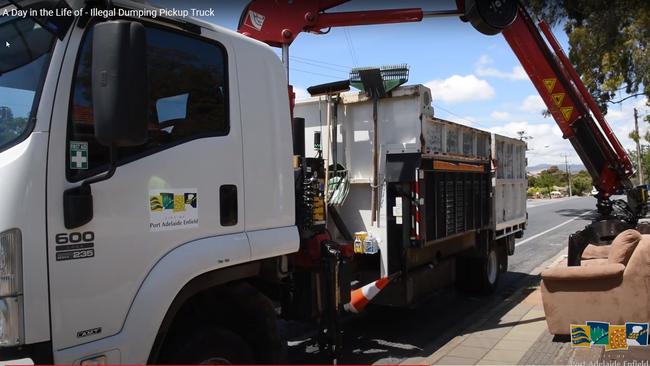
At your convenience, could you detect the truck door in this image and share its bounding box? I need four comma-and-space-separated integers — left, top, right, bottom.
45, 22, 247, 350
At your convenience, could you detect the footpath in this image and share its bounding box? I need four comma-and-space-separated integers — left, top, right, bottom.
399, 250, 650, 365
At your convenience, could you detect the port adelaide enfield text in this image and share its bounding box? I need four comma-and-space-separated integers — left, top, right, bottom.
2, 7, 215, 18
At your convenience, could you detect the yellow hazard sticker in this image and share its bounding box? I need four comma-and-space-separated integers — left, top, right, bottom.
560, 106, 573, 121
543, 78, 557, 93
552, 93, 565, 107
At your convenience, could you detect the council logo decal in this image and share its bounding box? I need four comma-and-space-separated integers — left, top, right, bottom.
586, 321, 609, 346
626, 323, 649, 346
570, 324, 591, 348
149, 189, 198, 232
607, 325, 628, 351
571, 321, 649, 349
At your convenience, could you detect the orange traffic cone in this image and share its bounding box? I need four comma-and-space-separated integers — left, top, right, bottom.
344, 272, 401, 313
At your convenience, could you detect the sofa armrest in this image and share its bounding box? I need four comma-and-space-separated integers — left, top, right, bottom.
542, 263, 625, 281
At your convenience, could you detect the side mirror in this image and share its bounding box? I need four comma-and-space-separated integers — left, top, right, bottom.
92, 20, 148, 147
64, 20, 148, 230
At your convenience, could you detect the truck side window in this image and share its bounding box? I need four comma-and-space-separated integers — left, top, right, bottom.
66, 24, 229, 182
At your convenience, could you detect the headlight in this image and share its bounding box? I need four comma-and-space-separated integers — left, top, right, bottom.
0, 229, 23, 346
0, 297, 22, 346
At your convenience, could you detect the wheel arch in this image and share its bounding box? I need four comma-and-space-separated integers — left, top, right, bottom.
146, 262, 261, 364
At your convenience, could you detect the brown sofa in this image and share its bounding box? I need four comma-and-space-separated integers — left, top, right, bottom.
541, 230, 650, 335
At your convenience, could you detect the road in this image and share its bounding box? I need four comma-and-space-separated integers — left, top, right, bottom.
287, 196, 598, 364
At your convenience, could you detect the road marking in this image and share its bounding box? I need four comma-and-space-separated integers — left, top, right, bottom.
527, 196, 579, 208
515, 210, 593, 247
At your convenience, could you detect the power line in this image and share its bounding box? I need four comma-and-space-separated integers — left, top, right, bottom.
290, 58, 351, 74
290, 55, 352, 71
431, 103, 490, 129
290, 67, 347, 79
343, 28, 359, 67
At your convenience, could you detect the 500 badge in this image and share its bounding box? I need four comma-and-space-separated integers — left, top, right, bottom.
54, 231, 95, 261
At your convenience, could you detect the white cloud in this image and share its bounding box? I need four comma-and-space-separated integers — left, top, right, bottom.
597, 97, 648, 154
487, 96, 649, 168
475, 55, 528, 81
605, 97, 648, 122
490, 110, 511, 120
519, 95, 546, 114
489, 121, 574, 166
293, 86, 310, 100
424, 74, 495, 104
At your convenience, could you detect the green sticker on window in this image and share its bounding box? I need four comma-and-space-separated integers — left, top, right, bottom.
70, 141, 88, 170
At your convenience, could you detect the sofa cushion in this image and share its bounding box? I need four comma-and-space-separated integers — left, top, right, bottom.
582, 244, 610, 260
581, 258, 608, 267
542, 263, 625, 281
608, 229, 642, 264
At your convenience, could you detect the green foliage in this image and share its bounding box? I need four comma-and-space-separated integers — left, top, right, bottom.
525, 0, 650, 112
571, 171, 593, 195
528, 168, 592, 197
0, 117, 29, 147
627, 147, 650, 185
527, 186, 541, 197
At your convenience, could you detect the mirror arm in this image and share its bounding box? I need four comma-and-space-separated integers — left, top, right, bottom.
63, 146, 116, 229
82, 145, 117, 188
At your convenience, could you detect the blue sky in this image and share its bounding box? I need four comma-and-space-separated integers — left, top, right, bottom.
153, 0, 649, 167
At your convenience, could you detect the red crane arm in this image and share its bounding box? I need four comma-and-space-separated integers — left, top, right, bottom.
502, 6, 633, 196
237, 1, 459, 47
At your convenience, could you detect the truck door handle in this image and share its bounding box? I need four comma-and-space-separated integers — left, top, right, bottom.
220, 185, 238, 226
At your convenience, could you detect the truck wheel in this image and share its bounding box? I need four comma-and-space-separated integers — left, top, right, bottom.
498, 245, 508, 273
478, 246, 500, 294
165, 326, 254, 364
220, 282, 287, 364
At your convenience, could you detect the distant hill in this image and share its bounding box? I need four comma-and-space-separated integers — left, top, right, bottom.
527, 163, 586, 174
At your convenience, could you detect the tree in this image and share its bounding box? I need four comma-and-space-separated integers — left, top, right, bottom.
627, 146, 650, 185
0, 117, 29, 146
571, 170, 593, 196
525, 0, 650, 112
536, 169, 563, 197
546, 165, 561, 174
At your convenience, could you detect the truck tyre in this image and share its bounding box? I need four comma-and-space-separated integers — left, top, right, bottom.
165, 325, 254, 364
223, 282, 287, 364
478, 246, 500, 294
498, 244, 508, 273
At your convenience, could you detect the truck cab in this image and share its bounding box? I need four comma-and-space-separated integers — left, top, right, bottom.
0, 0, 298, 363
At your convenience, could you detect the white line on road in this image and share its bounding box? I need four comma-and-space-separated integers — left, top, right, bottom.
526, 196, 579, 208
515, 210, 593, 247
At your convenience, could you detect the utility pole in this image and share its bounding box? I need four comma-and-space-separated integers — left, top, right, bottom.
563, 154, 572, 197
634, 108, 644, 185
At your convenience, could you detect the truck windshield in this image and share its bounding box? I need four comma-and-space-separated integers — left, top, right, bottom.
0, 12, 55, 152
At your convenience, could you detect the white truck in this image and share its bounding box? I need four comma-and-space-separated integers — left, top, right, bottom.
295, 85, 526, 305
0, 0, 525, 363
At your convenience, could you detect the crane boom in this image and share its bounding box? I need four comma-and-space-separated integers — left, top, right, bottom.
238, 0, 638, 216
501, 6, 633, 200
